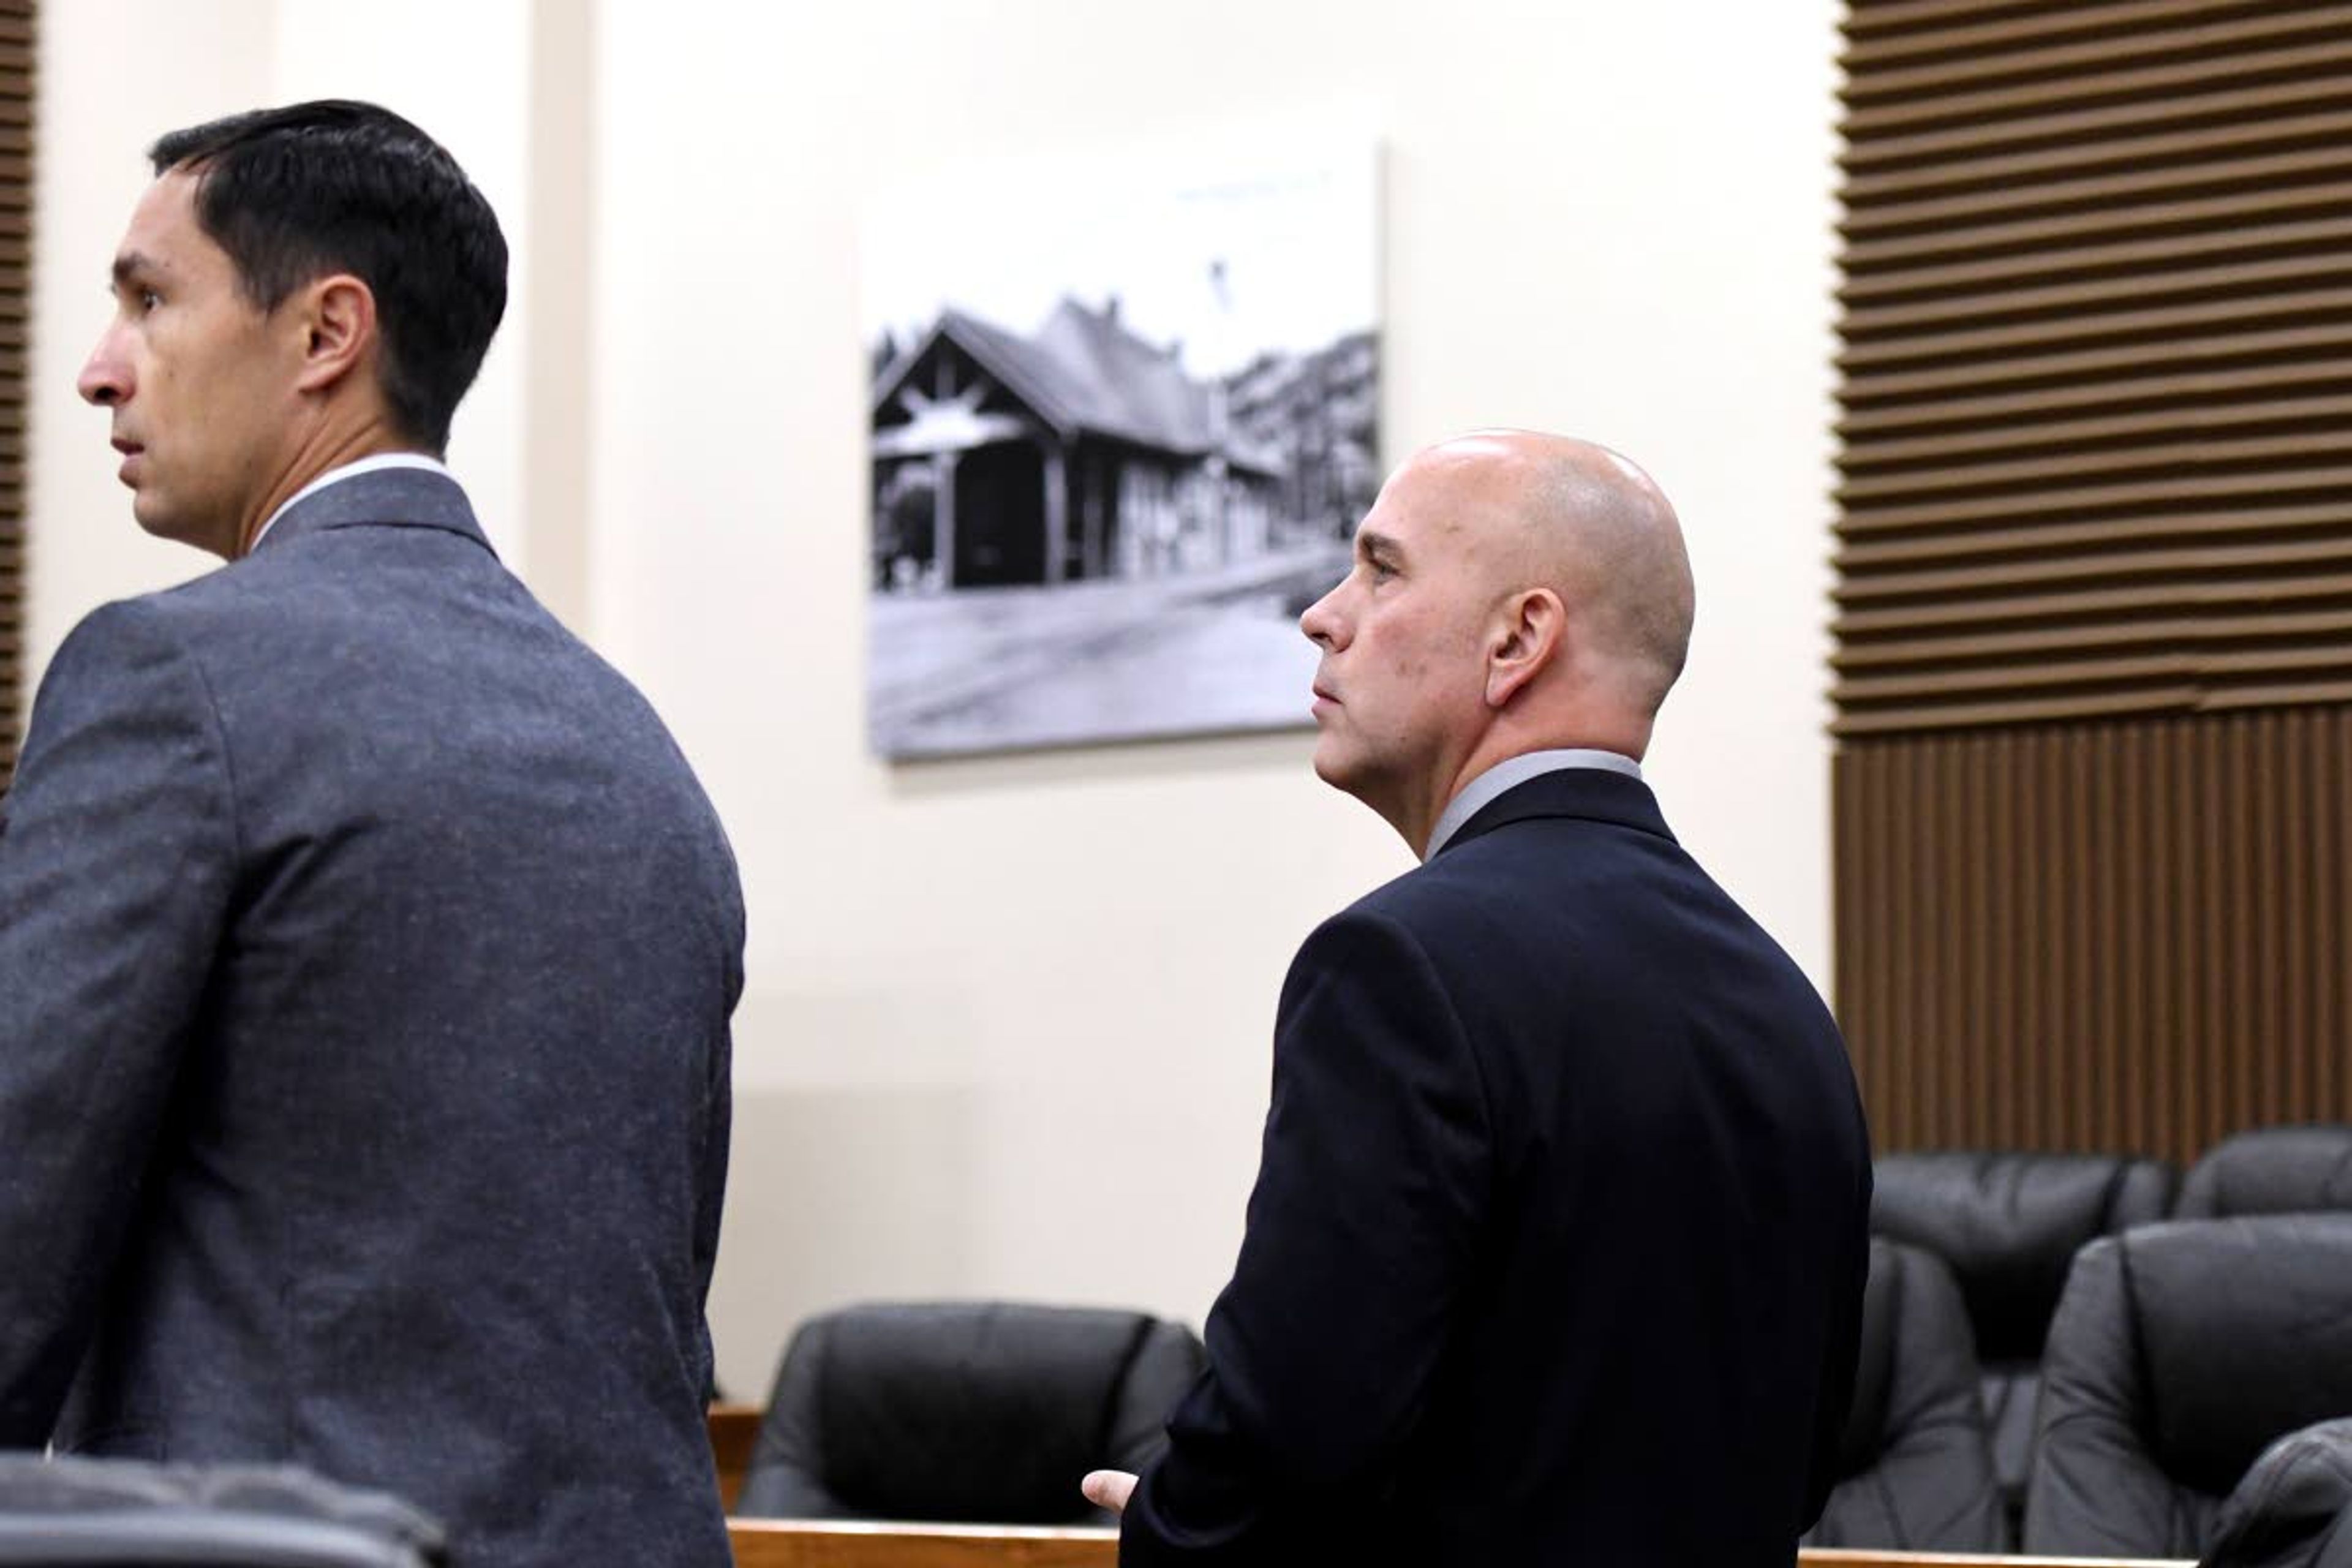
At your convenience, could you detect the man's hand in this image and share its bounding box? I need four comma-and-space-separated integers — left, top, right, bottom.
1081, 1469, 1138, 1515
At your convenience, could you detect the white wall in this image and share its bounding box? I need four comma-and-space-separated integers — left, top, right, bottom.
30, 0, 547, 673
29, 1, 1843, 1404
586, 0, 1845, 1398
268, 0, 538, 574
29, 2, 272, 666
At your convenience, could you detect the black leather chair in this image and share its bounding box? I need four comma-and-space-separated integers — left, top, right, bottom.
736, 1301, 1205, 1524
2026, 1214, 2352, 1559
2179, 1125, 2352, 1220
0, 1456, 442, 1565
1804, 1239, 2007, 1552
1870, 1149, 2176, 1525
2204, 1419, 2352, 1568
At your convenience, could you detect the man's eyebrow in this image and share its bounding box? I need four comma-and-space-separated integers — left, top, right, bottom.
111, 251, 157, 288
1357, 527, 1404, 562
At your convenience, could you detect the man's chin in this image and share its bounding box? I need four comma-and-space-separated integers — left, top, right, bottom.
1308, 741, 1357, 793
131, 499, 235, 560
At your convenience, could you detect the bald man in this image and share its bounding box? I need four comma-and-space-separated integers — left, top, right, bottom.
1085, 433, 1872, 1565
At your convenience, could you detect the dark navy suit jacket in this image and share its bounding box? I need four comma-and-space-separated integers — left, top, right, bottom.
1121, 767, 1871, 1566
0, 470, 742, 1568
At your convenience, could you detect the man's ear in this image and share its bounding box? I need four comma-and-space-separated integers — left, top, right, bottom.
292, 273, 377, 396
1485, 587, 1565, 709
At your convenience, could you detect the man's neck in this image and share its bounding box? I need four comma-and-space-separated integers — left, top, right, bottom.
243, 450, 453, 554
235, 420, 421, 557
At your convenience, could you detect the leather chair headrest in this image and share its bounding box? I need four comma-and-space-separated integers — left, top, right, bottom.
1836, 1238, 1983, 1476
1871, 1152, 2176, 1361
1809, 1239, 2006, 1551
2122, 1217, 2352, 1494
2178, 1125, 2352, 1221
2204, 1419, 2352, 1568
2041, 1215, 2352, 1505
2029, 1216, 2352, 1558
0, 1455, 444, 1566
742, 1301, 1205, 1524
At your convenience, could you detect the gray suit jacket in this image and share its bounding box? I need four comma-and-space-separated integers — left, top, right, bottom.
0, 469, 742, 1568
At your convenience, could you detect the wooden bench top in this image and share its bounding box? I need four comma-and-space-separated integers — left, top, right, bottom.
726, 1520, 2191, 1568
712, 1404, 2192, 1568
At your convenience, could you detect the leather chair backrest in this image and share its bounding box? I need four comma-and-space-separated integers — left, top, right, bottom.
1806, 1239, 2007, 1553
737, 1301, 1205, 1525
2204, 1419, 2352, 1568
0, 1456, 443, 1566
1871, 1150, 2177, 1519
2026, 1215, 2352, 1559
2178, 1126, 2352, 1221
1872, 1152, 2177, 1361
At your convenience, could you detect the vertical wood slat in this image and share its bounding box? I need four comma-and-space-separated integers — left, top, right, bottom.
2325, 721, 2350, 1117
2115, 722, 2147, 1153
1837, 711, 2352, 1161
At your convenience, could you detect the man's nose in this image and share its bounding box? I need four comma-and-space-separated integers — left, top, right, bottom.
78, 329, 129, 407
1299, 582, 1343, 647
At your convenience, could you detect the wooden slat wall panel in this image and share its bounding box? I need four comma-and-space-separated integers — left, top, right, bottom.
1834, 1, 2352, 1158
0, 1, 25, 797
1836, 714, 2352, 1159
1834, 0, 2352, 737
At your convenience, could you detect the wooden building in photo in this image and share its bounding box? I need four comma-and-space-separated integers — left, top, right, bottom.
871, 298, 1284, 591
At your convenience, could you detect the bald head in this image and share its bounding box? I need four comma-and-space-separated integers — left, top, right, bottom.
1299, 429, 1697, 853
1410, 430, 1695, 722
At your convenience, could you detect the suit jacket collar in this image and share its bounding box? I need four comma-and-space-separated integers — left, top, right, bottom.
251, 467, 495, 557
1434, 765, 1676, 856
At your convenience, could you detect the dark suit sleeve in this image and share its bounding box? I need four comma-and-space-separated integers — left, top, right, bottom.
1121, 908, 1491, 1564
691, 940, 741, 1401
1803, 1147, 1873, 1529
0, 603, 236, 1444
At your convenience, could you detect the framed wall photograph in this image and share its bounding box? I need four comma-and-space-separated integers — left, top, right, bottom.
864, 138, 1382, 758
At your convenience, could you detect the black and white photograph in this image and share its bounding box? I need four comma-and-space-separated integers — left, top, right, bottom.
864, 139, 1381, 758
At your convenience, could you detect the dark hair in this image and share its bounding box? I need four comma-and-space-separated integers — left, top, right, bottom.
150, 100, 508, 454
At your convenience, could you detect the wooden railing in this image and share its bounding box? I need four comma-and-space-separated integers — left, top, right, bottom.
1808, 1556, 2188, 1568
730, 1521, 1114, 1568
711, 1402, 763, 1513
712, 1409, 2192, 1568
725, 1521, 2190, 1568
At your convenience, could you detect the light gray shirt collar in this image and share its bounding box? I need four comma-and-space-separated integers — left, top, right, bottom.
250, 452, 454, 550
1423, 748, 1643, 860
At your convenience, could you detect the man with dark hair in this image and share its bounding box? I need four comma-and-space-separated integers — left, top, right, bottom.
1081, 432, 1872, 1565
143, 99, 507, 460
0, 102, 741, 1568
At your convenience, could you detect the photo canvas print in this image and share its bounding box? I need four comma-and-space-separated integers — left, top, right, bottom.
864, 139, 1382, 758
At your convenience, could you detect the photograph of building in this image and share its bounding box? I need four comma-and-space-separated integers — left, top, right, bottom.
863, 141, 1379, 758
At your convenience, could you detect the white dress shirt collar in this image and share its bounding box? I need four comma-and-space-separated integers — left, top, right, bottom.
249, 452, 454, 551
1423, 748, 1644, 860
